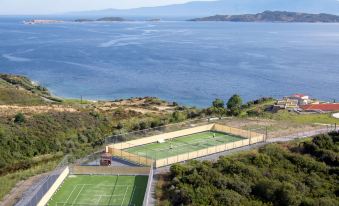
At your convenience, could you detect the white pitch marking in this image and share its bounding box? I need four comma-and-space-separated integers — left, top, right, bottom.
71, 184, 85, 206
120, 186, 130, 206
62, 185, 78, 206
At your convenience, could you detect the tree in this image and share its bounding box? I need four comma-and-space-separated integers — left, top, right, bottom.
227, 94, 243, 116
212, 98, 225, 108
14, 113, 25, 123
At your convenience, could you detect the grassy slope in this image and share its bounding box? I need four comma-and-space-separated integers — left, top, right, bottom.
242, 98, 339, 125
0, 73, 62, 105
268, 110, 339, 125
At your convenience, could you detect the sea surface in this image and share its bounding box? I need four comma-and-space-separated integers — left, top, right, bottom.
1, 17, 339, 107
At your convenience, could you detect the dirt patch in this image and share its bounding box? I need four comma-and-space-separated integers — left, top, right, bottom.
91, 98, 175, 115
0, 105, 78, 117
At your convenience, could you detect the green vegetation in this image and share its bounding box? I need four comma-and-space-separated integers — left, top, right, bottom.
160, 132, 339, 206
0, 87, 45, 105
14, 113, 25, 124
61, 98, 92, 105
206, 96, 274, 118
267, 110, 339, 125
0, 73, 61, 104
227, 94, 243, 116
0, 156, 61, 201
0, 73, 199, 201
125, 131, 244, 160
48, 175, 148, 206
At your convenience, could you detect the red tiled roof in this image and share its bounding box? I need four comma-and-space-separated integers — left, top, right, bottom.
301, 104, 339, 111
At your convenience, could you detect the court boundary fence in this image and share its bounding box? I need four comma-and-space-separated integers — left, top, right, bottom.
15, 155, 70, 206
143, 164, 154, 206
37, 167, 69, 206
107, 123, 265, 168
55, 203, 136, 206
70, 165, 150, 176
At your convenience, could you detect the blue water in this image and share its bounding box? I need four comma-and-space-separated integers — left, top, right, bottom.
1, 17, 339, 107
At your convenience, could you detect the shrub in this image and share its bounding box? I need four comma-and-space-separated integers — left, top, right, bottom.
212, 98, 225, 108
14, 113, 25, 123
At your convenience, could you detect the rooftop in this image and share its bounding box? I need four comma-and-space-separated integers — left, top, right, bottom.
301, 103, 339, 111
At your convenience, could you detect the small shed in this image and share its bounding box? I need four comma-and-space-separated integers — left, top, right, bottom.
100, 152, 112, 166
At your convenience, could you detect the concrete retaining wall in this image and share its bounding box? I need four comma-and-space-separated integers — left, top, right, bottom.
71, 166, 150, 175
37, 167, 69, 206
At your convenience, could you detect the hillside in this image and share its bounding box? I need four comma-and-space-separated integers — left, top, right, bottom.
190, 11, 339, 22
0, 73, 195, 204
75, 17, 127, 22
66, 0, 339, 18
158, 132, 339, 205
0, 73, 61, 105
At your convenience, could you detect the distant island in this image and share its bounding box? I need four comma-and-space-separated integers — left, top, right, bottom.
190, 11, 339, 23
74, 17, 127, 22
23, 20, 64, 25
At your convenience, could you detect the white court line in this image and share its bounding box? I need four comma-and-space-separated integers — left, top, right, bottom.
128, 186, 136, 206
71, 184, 85, 206
79, 184, 133, 187
120, 186, 130, 206
96, 195, 102, 206
62, 185, 78, 206
107, 176, 119, 206
94, 195, 125, 197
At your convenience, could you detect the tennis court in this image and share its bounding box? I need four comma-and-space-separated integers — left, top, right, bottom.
124, 131, 244, 160
48, 175, 148, 206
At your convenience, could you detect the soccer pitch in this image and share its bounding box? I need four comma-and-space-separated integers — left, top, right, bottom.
124, 131, 244, 160
48, 175, 148, 206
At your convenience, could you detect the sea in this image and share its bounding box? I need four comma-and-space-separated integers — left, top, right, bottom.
1, 16, 339, 107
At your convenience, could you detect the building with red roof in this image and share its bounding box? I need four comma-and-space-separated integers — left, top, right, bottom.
301, 104, 339, 112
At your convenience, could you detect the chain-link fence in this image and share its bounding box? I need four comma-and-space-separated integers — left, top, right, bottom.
55, 204, 136, 206
104, 117, 219, 145
266, 123, 338, 142
70, 165, 150, 176
213, 117, 338, 142
107, 122, 266, 168
143, 164, 154, 206
15, 156, 70, 206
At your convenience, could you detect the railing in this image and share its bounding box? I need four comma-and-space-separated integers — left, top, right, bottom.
143, 164, 154, 206
15, 156, 70, 206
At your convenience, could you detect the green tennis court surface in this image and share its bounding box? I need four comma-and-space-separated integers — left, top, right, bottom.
48, 175, 148, 206
124, 131, 244, 160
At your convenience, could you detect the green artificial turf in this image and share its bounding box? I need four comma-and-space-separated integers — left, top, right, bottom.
124, 131, 245, 160
48, 175, 148, 206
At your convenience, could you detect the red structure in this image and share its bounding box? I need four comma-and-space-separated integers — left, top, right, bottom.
100, 152, 112, 166
301, 104, 339, 112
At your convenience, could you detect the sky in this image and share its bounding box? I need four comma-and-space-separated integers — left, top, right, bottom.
0, 0, 215, 15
